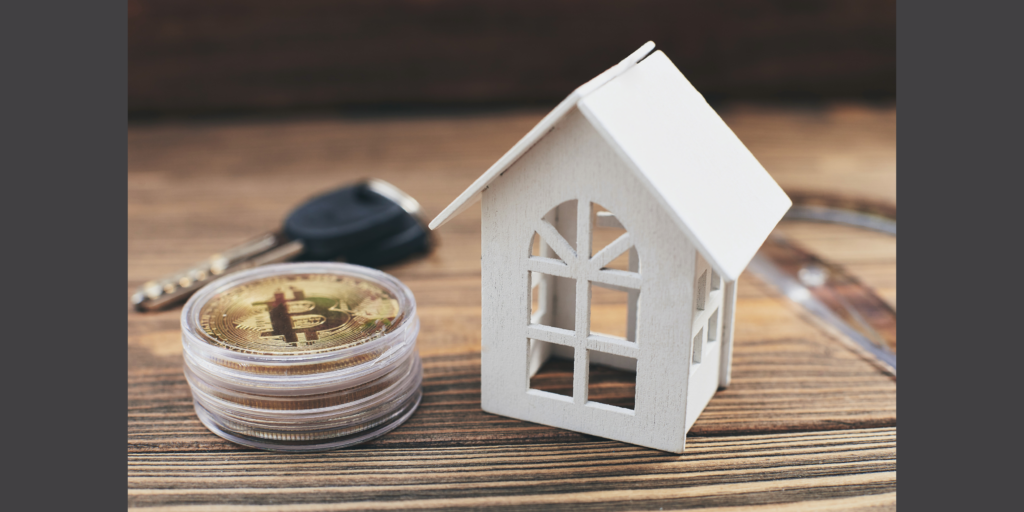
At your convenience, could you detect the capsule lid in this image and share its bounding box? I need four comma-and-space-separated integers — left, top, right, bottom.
181, 262, 418, 380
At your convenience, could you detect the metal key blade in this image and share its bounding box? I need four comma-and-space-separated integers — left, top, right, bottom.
131, 232, 303, 311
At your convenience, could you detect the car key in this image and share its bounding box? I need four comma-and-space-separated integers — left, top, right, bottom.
132, 178, 432, 312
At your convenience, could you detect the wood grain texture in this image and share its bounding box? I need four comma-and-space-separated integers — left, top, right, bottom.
128, 0, 895, 115
128, 428, 895, 510
128, 103, 896, 509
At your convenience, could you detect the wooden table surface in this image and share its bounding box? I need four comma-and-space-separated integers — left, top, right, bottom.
128, 103, 897, 510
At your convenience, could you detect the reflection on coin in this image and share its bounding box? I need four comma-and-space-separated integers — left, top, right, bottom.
198, 273, 401, 355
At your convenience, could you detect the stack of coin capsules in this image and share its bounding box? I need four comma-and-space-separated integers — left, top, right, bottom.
181, 262, 422, 452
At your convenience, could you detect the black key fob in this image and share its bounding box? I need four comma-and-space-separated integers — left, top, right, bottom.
284, 179, 432, 265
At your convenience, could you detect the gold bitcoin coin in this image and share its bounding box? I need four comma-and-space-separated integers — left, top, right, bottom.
198, 273, 402, 355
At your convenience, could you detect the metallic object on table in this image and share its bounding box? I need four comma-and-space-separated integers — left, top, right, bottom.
133, 234, 304, 312
750, 196, 897, 376
783, 193, 896, 235
197, 272, 401, 355
132, 179, 432, 312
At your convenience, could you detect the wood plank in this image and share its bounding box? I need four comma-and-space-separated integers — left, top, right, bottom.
128, 428, 895, 510
128, 103, 896, 508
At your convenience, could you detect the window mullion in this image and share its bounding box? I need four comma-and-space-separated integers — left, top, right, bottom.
573, 204, 591, 405
589, 268, 642, 291
526, 324, 575, 347
591, 232, 633, 270
535, 219, 576, 263
577, 199, 592, 261
526, 256, 573, 279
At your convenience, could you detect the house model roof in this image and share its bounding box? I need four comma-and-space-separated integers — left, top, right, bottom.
429, 42, 791, 282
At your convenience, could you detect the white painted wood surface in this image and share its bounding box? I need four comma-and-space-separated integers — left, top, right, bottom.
685, 251, 724, 433
431, 42, 789, 453
481, 108, 699, 452
577, 50, 791, 282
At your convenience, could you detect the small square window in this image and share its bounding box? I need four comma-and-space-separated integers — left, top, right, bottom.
587, 353, 636, 411
529, 272, 576, 332
692, 327, 704, 364
528, 341, 574, 398
530, 271, 549, 325
711, 270, 721, 291
696, 270, 707, 311
589, 282, 638, 342
708, 308, 719, 342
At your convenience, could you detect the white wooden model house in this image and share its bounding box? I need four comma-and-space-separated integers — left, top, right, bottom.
429, 42, 791, 453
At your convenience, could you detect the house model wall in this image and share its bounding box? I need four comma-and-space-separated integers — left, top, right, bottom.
430, 42, 791, 453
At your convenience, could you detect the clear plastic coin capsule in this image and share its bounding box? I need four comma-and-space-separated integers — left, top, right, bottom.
181, 262, 422, 452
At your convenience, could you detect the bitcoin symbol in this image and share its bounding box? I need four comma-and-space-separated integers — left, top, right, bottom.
253, 289, 350, 345
201, 273, 401, 354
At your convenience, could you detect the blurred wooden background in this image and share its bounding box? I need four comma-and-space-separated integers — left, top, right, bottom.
128, 4, 896, 507
129, 0, 895, 116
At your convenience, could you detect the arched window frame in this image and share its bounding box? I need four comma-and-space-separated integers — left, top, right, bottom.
526, 199, 642, 411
